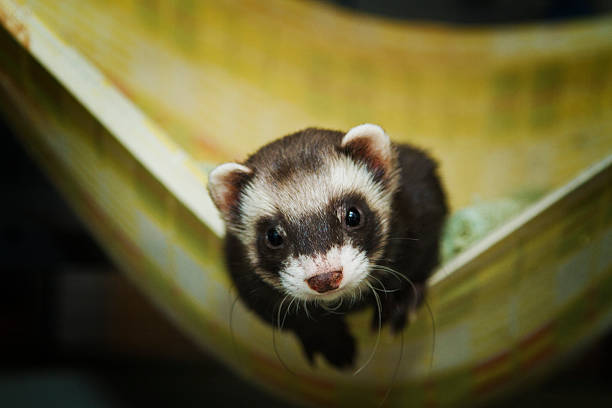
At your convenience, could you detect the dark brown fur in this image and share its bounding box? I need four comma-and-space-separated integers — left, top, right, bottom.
222, 128, 447, 369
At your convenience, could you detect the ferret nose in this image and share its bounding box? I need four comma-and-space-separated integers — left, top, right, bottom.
306, 270, 343, 293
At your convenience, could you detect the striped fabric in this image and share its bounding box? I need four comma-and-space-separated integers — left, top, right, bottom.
0, 1, 610, 406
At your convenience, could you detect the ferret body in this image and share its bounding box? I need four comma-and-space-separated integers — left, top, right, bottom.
208, 124, 447, 369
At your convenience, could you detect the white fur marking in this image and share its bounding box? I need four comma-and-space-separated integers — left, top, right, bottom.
228, 125, 399, 278
280, 245, 370, 301
208, 162, 252, 216
342, 123, 391, 164
238, 156, 388, 232
342, 123, 386, 146
234, 153, 395, 269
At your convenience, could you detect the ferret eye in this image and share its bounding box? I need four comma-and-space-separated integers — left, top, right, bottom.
266, 227, 284, 249
345, 207, 361, 228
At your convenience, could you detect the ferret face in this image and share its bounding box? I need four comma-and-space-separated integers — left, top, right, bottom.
208, 124, 399, 303
244, 162, 388, 302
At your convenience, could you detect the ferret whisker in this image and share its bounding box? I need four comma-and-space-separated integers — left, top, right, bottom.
356, 285, 365, 306
366, 274, 387, 291
289, 297, 298, 325
294, 298, 301, 314
382, 267, 421, 313
354, 281, 382, 376
272, 295, 296, 374
272, 325, 297, 376
303, 299, 313, 321
370, 265, 415, 288
276, 295, 289, 331
388, 236, 420, 241
372, 264, 436, 373
229, 294, 240, 352
321, 298, 343, 314
281, 297, 297, 330
379, 329, 404, 407
425, 299, 436, 371
367, 274, 399, 294
227, 282, 237, 301
369, 267, 403, 287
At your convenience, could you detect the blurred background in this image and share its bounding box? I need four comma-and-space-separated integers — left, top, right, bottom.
1, 1, 612, 407
2, 110, 612, 408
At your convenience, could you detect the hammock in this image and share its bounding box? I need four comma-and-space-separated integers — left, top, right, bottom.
1, 1, 611, 406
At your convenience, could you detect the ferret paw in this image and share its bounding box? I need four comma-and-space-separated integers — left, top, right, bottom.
296, 318, 356, 369
372, 283, 426, 334
320, 332, 356, 369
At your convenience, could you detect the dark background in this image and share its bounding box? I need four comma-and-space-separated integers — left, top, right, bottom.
1, 1, 612, 407
328, 0, 612, 24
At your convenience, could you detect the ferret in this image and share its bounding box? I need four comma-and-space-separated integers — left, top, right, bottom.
208, 124, 447, 369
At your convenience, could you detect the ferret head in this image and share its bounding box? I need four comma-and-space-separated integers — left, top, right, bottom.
208, 124, 399, 303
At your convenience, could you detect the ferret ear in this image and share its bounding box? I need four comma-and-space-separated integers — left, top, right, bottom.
207, 162, 253, 219
341, 124, 393, 180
